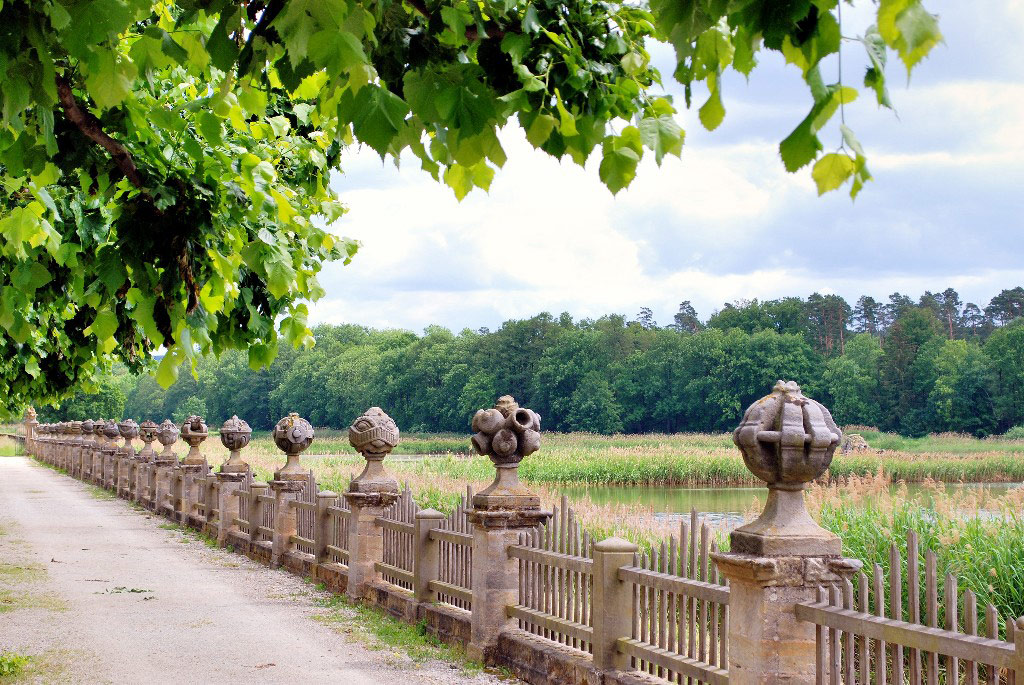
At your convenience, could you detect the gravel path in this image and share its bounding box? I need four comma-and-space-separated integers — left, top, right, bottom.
0, 457, 505, 684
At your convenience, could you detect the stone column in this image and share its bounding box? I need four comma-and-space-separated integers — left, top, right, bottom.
76, 421, 94, 479
710, 381, 861, 685
215, 416, 252, 545
100, 420, 120, 488
344, 407, 401, 601
314, 490, 339, 563
413, 509, 446, 603
22, 408, 37, 456
178, 415, 209, 525
135, 421, 159, 505
592, 536, 639, 671
153, 420, 180, 515
268, 412, 314, 567
116, 419, 139, 499
466, 395, 551, 661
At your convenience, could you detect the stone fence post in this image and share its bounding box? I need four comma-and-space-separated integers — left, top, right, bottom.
135, 421, 159, 505
116, 419, 139, 498
23, 408, 37, 456
178, 416, 209, 524
100, 420, 119, 488
153, 420, 180, 515
413, 508, 445, 604
466, 395, 550, 661
344, 407, 400, 600
268, 412, 314, 567
314, 489, 339, 563
591, 537, 639, 672
711, 381, 861, 685
215, 416, 252, 545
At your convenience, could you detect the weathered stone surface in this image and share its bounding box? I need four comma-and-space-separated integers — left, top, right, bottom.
219, 415, 251, 474
491, 629, 602, 685
347, 407, 399, 495
730, 380, 842, 556
179, 415, 208, 466
271, 412, 313, 481
470, 395, 544, 511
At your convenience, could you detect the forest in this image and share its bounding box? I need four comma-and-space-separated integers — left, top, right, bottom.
38, 286, 1024, 438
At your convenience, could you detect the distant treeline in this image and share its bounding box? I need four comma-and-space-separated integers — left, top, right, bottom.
39, 287, 1024, 438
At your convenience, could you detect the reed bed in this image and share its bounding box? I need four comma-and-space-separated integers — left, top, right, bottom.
196, 430, 1024, 488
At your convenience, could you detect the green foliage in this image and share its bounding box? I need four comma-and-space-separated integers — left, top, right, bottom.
0, 1, 940, 414
0, 652, 30, 678
171, 394, 207, 425
566, 371, 623, 434
984, 320, 1024, 429
37, 375, 125, 421
1003, 425, 1024, 440
823, 333, 881, 426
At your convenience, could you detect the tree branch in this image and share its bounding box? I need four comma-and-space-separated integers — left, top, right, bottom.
55, 75, 145, 188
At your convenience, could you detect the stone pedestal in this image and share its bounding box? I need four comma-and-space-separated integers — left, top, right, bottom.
711, 553, 860, 685
215, 472, 246, 545
269, 479, 304, 566
345, 491, 398, 599
466, 507, 551, 661
179, 464, 208, 524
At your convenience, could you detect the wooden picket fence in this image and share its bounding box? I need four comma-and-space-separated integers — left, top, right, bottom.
796, 530, 1022, 684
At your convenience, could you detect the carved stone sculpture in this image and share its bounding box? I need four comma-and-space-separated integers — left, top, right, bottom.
729, 380, 842, 556
179, 415, 208, 465
118, 419, 139, 453
219, 415, 252, 474
272, 412, 313, 481
347, 407, 399, 495
156, 419, 179, 462
102, 419, 120, 445
138, 421, 159, 460
469, 395, 545, 514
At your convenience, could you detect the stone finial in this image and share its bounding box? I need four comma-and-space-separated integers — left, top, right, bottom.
81, 419, 95, 437
24, 406, 37, 422
729, 380, 842, 556
272, 412, 313, 481
118, 419, 139, 450
347, 407, 399, 494
102, 419, 120, 445
179, 415, 208, 465
138, 420, 159, 460
156, 419, 179, 461
469, 395, 544, 514
219, 415, 252, 474
70, 421, 82, 439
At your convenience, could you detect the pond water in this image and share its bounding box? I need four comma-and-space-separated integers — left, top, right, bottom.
560, 482, 1021, 528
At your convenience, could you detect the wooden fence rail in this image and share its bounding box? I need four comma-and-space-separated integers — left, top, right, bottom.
795, 530, 1023, 684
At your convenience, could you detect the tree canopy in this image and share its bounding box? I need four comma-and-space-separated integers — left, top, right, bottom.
1, 0, 941, 413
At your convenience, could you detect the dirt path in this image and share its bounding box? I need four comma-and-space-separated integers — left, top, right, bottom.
0, 457, 503, 684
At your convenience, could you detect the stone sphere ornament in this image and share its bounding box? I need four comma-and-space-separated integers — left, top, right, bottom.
219, 415, 252, 474
272, 412, 314, 481
102, 419, 120, 446
179, 415, 208, 465
347, 408, 399, 495
138, 420, 159, 460
469, 395, 545, 513
729, 380, 843, 557
118, 419, 139, 452
156, 419, 180, 461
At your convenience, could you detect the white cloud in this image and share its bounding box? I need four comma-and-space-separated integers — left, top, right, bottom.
308, 3, 1024, 333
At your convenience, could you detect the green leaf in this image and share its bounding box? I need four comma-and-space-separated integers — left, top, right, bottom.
812, 153, 856, 195
698, 74, 725, 131
524, 113, 557, 148
893, 3, 942, 72
599, 142, 640, 195
265, 251, 297, 299
207, 9, 241, 72
351, 86, 409, 155
86, 309, 118, 341
156, 348, 181, 388
196, 111, 223, 145
444, 164, 474, 201
521, 5, 541, 33
85, 51, 135, 110
638, 115, 684, 164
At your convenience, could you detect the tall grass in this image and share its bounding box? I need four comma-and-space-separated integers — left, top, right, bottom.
809, 473, 1024, 636
201, 430, 1024, 487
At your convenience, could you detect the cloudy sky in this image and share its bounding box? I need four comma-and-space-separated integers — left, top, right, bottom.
313, 2, 1024, 333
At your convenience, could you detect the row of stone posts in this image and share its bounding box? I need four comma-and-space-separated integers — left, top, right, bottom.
23, 383, 860, 685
